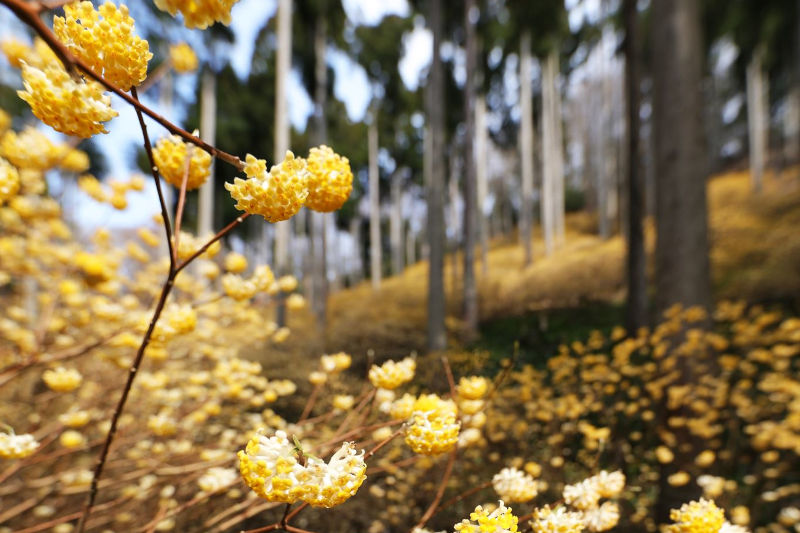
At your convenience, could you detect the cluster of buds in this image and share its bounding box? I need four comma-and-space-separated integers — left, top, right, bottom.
492, 467, 539, 503
368, 357, 416, 390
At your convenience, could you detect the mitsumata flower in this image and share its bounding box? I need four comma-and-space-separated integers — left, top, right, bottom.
153, 135, 212, 190
305, 145, 353, 212
225, 152, 309, 222
0, 431, 39, 459
238, 429, 366, 507
154, 0, 241, 29
54, 1, 152, 90
454, 501, 519, 533
18, 62, 117, 137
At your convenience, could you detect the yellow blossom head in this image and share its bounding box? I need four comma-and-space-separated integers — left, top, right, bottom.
169, 42, 198, 73
18, 62, 117, 138
154, 0, 241, 29
225, 152, 309, 222
153, 135, 212, 190
305, 145, 353, 212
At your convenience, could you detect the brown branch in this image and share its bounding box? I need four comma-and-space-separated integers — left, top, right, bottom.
298, 383, 323, 423
171, 151, 192, 266
0, 0, 244, 171
131, 86, 175, 269
175, 214, 249, 274
76, 271, 176, 532
441, 355, 456, 397
412, 449, 457, 531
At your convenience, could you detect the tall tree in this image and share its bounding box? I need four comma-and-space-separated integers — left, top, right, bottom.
652, 0, 711, 316
652, 0, 710, 520
274, 0, 292, 326
427, 0, 447, 351
746, 47, 768, 192
462, 0, 479, 337
624, 0, 647, 331
197, 68, 216, 237
519, 30, 535, 266
368, 115, 381, 289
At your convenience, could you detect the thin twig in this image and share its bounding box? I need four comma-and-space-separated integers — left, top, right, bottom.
175, 214, 249, 274
441, 355, 456, 397
171, 151, 192, 266
412, 449, 457, 531
131, 86, 175, 269
298, 383, 323, 422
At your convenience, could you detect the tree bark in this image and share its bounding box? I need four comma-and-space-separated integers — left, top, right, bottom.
274, 0, 292, 326
550, 50, 566, 248
198, 68, 216, 237
390, 173, 404, 275
311, 16, 328, 327
476, 94, 489, 276
426, 0, 447, 351
624, 0, 648, 332
746, 47, 768, 193
462, 0, 479, 336
541, 50, 556, 256
519, 30, 535, 265
652, 0, 710, 519
368, 117, 381, 290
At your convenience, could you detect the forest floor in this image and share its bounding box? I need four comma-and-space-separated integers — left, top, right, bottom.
258, 167, 800, 379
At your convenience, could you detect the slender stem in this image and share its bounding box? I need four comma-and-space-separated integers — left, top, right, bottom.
363, 427, 404, 460
441, 355, 456, 397
171, 153, 192, 266
298, 383, 322, 422
412, 450, 457, 531
284, 502, 309, 524
0, 0, 244, 171
175, 214, 249, 274
76, 271, 175, 533
436, 480, 492, 515
131, 86, 175, 270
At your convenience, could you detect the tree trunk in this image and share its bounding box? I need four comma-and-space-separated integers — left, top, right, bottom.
549, 50, 566, 247
427, 0, 447, 351
390, 173, 404, 275
349, 216, 362, 285
476, 94, 489, 276
652, 0, 710, 520
448, 149, 460, 297
198, 68, 216, 237
624, 0, 647, 332
406, 223, 416, 266
311, 16, 328, 327
368, 117, 381, 290
519, 30, 535, 265
462, 0, 479, 336
746, 47, 768, 193
274, 0, 292, 326
541, 50, 556, 256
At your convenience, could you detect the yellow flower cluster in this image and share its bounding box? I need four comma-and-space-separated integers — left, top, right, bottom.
153, 135, 212, 190
666, 499, 725, 533
404, 410, 460, 455
1, 127, 65, 170
42, 367, 83, 392
54, 1, 152, 90
197, 466, 237, 493
530, 506, 585, 533
0, 432, 39, 459
305, 145, 353, 212
224, 252, 248, 273
1, 37, 60, 69
18, 62, 117, 138
169, 43, 198, 73
0, 158, 20, 204
221, 265, 275, 301
493, 467, 538, 503
368, 357, 416, 389
225, 152, 309, 222
238, 429, 366, 508
154, 0, 240, 29
454, 501, 519, 533
458, 376, 489, 400
320, 352, 352, 374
